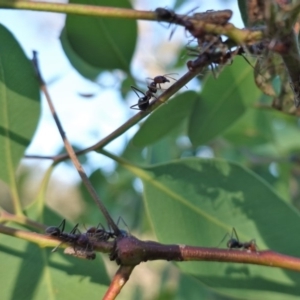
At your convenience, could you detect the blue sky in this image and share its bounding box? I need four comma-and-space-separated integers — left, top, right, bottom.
0, 0, 241, 181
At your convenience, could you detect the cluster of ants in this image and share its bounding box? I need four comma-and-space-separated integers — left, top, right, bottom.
46, 220, 257, 260
130, 8, 244, 111
45, 219, 127, 260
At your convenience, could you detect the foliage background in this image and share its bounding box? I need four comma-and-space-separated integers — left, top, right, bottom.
1, 0, 300, 299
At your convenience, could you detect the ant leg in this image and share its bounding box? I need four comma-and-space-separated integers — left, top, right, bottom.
70, 223, 79, 234
116, 217, 130, 237
231, 228, 239, 241
217, 232, 230, 248
52, 241, 63, 253
57, 219, 66, 232
226, 227, 242, 249
131, 85, 146, 97
50, 219, 66, 252
163, 73, 178, 81
130, 102, 143, 110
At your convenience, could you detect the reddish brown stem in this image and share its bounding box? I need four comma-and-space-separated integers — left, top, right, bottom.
113, 236, 300, 272
103, 265, 135, 300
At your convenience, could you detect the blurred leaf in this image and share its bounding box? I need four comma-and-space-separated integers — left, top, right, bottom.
121, 158, 300, 299
175, 273, 233, 300
132, 91, 198, 147
0, 24, 40, 186
237, 0, 248, 26
0, 231, 109, 299
188, 57, 262, 146
224, 108, 274, 146
60, 28, 102, 80
145, 120, 189, 164
173, 0, 186, 10
79, 168, 143, 231
121, 76, 135, 99
61, 0, 137, 80
271, 112, 300, 154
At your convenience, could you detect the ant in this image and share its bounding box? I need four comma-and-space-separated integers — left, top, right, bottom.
86, 218, 128, 242
130, 86, 152, 111
226, 228, 257, 252
155, 8, 193, 28
186, 44, 241, 74
46, 219, 91, 253
130, 74, 176, 111
155, 7, 196, 39
86, 224, 116, 242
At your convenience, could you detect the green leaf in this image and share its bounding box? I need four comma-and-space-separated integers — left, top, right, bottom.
0, 227, 109, 299
188, 57, 261, 146
132, 91, 198, 147
175, 273, 232, 300
0, 24, 40, 186
238, 0, 248, 26
123, 158, 300, 299
60, 27, 102, 80
61, 0, 137, 79
224, 108, 274, 146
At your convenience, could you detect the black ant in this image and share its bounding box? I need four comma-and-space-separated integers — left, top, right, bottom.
86, 219, 128, 242
155, 7, 195, 39
155, 8, 192, 28
226, 228, 257, 252
46, 219, 128, 258
130, 86, 152, 111
46, 219, 91, 253
130, 74, 176, 111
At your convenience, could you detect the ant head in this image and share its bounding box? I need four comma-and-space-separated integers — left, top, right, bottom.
45, 226, 61, 236
154, 75, 170, 83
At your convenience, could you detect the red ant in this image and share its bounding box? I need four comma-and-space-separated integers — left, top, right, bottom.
130, 74, 177, 111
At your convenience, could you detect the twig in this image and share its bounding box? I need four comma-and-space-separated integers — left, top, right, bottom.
112, 235, 300, 272
0, 209, 46, 231
26, 68, 203, 163
0, 0, 155, 20
103, 266, 135, 300
0, 224, 113, 252
31, 51, 121, 236
2, 223, 300, 273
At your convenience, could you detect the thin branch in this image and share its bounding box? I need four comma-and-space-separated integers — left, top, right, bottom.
2, 223, 300, 274
0, 209, 46, 231
0, 1, 264, 45
26, 68, 203, 163
103, 266, 135, 300
0, 0, 155, 20
112, 235, 300, 272
31, 51, 121, 236
0, 224, 113, 252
